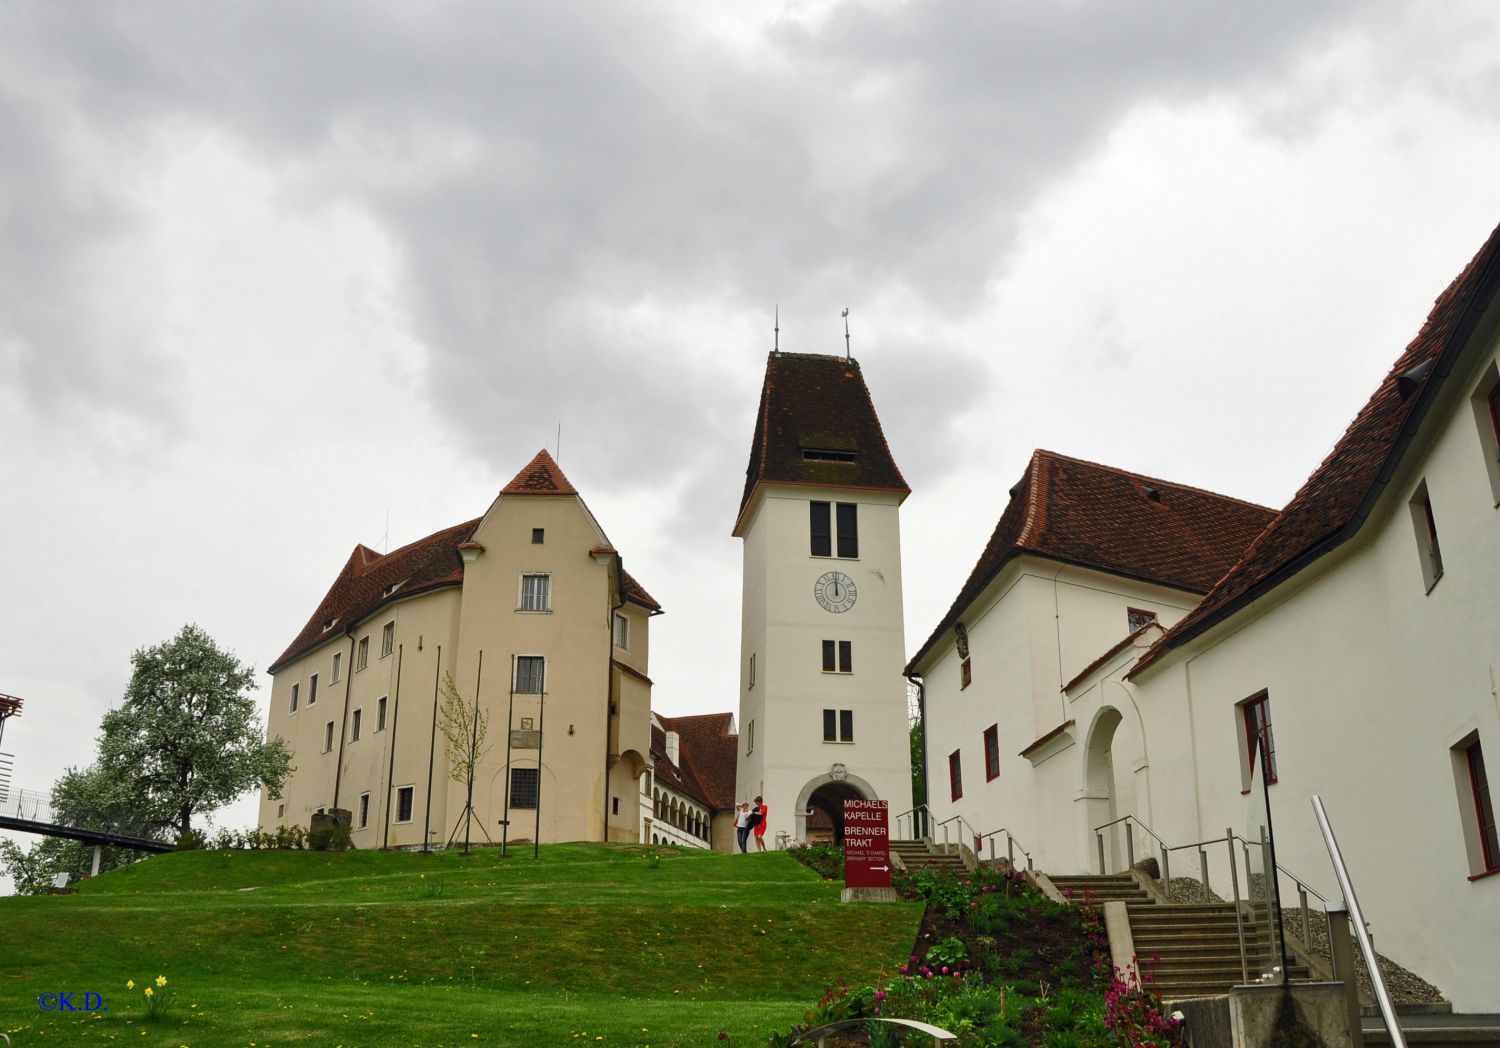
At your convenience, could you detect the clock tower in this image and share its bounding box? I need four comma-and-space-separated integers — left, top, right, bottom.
733, 351, 912, 847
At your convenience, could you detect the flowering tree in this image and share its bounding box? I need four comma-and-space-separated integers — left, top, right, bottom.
99, 624, 292, 837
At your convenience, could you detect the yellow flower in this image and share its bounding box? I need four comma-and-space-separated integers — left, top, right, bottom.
145, 987, 154, 997
156, 975, 168, 987
127, 980, 135, 989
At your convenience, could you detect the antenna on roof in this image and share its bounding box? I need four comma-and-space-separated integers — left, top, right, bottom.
773, 304, 780, 354
383, 509, 390, 554
842, 307, 851, 361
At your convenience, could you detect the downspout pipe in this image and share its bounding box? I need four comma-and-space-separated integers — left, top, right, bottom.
331, 629, 358, 811
903, 671, 929, 839
601, 556, 627, 842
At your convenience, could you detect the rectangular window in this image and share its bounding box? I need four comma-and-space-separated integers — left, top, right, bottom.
515, 655, 545, 694
984, 725, 1000, 782
290, 682, 300, 713
1468, 740, 1499, 873
357, 636, 369, 671
377, 695, 388, 732
532, 527, 545, 544
821, 640, 853, 672
960, 657, 972, 690
949, 750, 963, 801
1474, 368, 1500, 504
309, 673, 319, 705
332, 651, 342, 683
351, 708, 362, 742
747, 719, 755, 755
1127, 608, 1158, 633
613, 613, 629, 650
1409, 482, 1445, 591
381, 621, 395, 657
511, 767, 540, 808
1243, 693, 1277, 785
394, 785, 414, 823
810, 501, 832, 557
612, 796, 619, 816
821, 709, 854, 742
521, 574, 551, 612
836, 502, 858, 558
840, 709, 854, 742
749, 653, 756, 689
357, 792, 370, 830
323, 721, 334, 753
1490, 382, 1500, 448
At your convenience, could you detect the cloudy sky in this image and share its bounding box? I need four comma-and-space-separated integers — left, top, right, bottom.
3, 1, 1499, 870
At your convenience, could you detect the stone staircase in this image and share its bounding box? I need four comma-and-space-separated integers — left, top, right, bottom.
1049, 873, 1312, 1000
889, 838, 969, 873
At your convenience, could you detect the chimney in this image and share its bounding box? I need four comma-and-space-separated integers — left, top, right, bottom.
665, 730, 680, 766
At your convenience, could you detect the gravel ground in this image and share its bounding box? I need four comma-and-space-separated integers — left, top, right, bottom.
1162, 876, 1226, 904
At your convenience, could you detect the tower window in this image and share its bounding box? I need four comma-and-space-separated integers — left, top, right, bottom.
949, 750, 963, 801
821, 640, 853, 673
823, 708, 854, 742
810, 501, 859, 558
515, 656, 546, 694
836, 503, 858, 558
532, 527, 545, 544
983, 725, 1000, 782
521, 573, 552, 612
1409, 482, 1444, 592
810, 502, 832, 556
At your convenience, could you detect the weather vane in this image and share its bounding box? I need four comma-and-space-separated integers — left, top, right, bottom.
842, 307, 851, 361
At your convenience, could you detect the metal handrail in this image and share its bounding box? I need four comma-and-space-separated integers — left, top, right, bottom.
976, 827, 1034, 871
1092, 813, 1172, 886
892, 804, 931, 841
934, 813, 980, 853
1313, 795, 1405, 1048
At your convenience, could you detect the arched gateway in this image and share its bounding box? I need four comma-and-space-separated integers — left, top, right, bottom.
793, 769, 878, 846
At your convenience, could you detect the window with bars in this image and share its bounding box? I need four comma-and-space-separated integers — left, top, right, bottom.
515, 656, 545, 694
1466, 739, 1499, 873
821, 640, 853, 673
511, 767, 540, 808
394, 785, 414, 823
1242, 693, 1277, 785
983, 725, 1000, 782
521, 574, 551, 612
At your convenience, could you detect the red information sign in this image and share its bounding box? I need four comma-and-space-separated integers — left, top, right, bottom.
843, 798, 891, 889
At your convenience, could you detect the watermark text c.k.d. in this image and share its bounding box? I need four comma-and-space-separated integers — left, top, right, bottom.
37, 991, 107, 1012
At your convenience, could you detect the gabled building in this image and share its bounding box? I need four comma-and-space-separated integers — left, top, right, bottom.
905, 451, 1274, 851
258, 449, 662, 849
734, 351, 913, 846
645, 712, 738, 850
911, 219, 1500, 1012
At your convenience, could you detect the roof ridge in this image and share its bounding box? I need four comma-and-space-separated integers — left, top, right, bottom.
1032, 448, 1276, 513
353, 518, 483, 575
1016, 451, 1046, 547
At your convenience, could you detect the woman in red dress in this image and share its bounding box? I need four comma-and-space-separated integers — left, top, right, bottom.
753, 795, 769, 852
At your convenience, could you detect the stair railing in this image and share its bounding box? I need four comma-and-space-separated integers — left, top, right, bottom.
1092, 813, 1172, 885
934, 813, 981, 856
892, 804, 931, 841
975, 827, 1034, 871
1312, 795, 1406, 1048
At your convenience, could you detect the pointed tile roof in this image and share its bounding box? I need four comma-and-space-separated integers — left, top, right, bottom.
736, 352, 908, 531
906, 450, 1275, 674
1131, 218, 1500, 677
501, 449, 578, 495
271, 452, 658, 671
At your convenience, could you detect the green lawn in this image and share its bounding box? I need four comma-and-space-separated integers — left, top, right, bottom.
0, 844, 921, 1047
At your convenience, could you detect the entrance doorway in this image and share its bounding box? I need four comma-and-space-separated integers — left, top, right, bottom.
793, 770, 877, 846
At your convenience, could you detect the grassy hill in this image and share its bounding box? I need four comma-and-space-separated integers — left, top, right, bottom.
0, 844, 921, 1047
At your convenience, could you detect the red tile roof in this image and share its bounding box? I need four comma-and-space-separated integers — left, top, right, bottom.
271, 451, 660, 671
736, 352, 909, 532
1132, 219, 1500, 677
651, 712, 738, 811
270, 518, 479, 671
623, 570, 660, 612
501, 449, 578, 495
907, 450, 1275, 674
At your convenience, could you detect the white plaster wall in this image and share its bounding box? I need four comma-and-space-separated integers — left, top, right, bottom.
1128, 339, 1500, 1012
918, 556, 1195, 868
736, 486, 911, 845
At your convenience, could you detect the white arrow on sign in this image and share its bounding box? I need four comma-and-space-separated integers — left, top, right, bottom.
870, 865, 890, 872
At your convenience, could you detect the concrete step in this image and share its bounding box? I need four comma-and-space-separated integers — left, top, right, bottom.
1364, 1015, 1500, 1048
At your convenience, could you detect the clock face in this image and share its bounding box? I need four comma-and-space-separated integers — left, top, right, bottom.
814, 571, 858, 614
